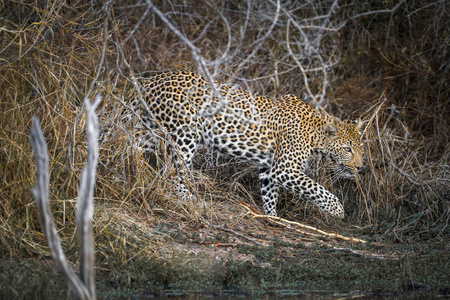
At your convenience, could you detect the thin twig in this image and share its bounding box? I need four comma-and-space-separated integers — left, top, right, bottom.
69, 5, 110, 171
237, 0, 281, 70
349, 0, 406, 19
286, 19, 328, 114
214, 225, 262, 246
355, 176, 371, 223
240, 204, 366, 244
361, 91, 388, 137
392, 164, 422, 187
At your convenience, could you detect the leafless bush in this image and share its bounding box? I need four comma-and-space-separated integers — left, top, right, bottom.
115, 0, 342, 108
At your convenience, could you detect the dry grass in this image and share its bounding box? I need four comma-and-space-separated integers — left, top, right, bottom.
1, 0, 448, 270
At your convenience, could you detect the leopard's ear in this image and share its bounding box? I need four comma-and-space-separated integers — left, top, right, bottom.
324, 122, 337, 137
354, 118, 366, 134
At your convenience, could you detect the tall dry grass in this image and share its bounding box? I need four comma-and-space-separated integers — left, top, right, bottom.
0, 0, 448, 265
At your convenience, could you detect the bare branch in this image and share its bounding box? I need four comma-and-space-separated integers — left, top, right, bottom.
237, 0, 281, 70
76, 95, 102, 299
349, 0, 406, 19
30, 94, 100, 299
122, 2, 152, 45
240, 204, 367, 244
286, 20, 327, 114
30, 118, 91, 300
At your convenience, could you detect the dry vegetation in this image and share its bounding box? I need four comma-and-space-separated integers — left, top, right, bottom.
0, 0, 449, 298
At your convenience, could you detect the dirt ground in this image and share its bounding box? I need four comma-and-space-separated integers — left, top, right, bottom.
1, 202, 448, 299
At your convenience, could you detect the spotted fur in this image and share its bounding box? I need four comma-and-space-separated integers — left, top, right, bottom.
127, 70, 365, 219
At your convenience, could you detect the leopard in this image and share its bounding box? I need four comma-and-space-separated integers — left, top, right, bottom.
126, 70, 365, 219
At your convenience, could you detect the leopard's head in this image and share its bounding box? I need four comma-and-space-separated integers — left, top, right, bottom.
323, 119, 366, 178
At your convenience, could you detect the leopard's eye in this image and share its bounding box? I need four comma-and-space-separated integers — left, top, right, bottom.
344, 146, 353, 153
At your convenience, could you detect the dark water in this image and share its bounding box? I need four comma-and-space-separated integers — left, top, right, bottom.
118, 281, 447, 299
